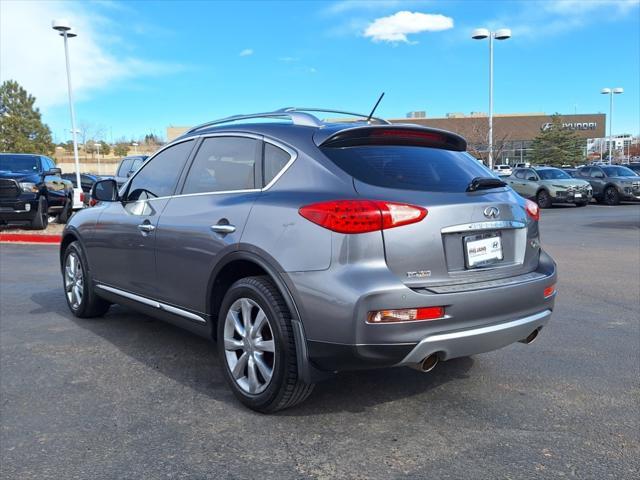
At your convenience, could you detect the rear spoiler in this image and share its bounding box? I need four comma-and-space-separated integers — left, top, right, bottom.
316, 125, 467, 151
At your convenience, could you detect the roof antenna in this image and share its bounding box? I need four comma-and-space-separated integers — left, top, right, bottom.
366, 92, 385, 123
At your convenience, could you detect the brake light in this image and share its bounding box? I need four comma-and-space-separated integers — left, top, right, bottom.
368, 306, 445, 323
543, 284, 556, 299
525, 199, 540, 221
80, 192, 85, 203
299, 200, 427, 234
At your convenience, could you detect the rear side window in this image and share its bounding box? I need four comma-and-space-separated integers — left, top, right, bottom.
321, 146, 494, 193
514, 170, 526, 179
263, 143, 291, 186
117, 159, 133, 177
126, 140, 193, 201
182, 137, 259, 194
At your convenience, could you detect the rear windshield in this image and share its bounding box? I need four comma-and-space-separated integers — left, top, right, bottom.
0, 155, 40, 173
321, 146, 495, 192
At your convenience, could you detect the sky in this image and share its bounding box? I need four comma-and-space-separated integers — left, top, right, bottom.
1, 0, 639, 143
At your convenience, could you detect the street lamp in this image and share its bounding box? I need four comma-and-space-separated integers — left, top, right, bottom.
52, 19, 82, 191
600, 87, 624, 164
472, 27, 511, 170
131, 142, 139, 154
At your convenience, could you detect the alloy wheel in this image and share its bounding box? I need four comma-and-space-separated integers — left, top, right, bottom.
223, 298, 275, 394
64, 252, 84, 309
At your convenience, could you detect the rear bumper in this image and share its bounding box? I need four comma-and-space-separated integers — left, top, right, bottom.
397, 309, 550, 365
288, 250, 557, 372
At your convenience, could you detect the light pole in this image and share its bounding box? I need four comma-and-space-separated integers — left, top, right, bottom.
94, 141, 101, 174
601, 87, 623, 164
472, 27, 511, 170
52, 20, 82, 191
131, 142, 139, 154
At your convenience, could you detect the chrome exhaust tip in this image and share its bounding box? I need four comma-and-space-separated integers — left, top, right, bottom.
412, 353, 439, 372
519, 328, 540, 345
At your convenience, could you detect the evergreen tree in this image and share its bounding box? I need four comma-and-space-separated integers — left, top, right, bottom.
529, 114, 584, 166
0, 80, 54, 154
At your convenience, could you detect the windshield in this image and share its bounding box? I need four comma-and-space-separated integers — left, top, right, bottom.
537, 168, 571, 180
602, 166, 637, 177
321, 146, 497, 193
0, 155, 40, 173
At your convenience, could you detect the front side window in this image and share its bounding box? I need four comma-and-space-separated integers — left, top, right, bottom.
182, 137, 258, 195
590, 168, 605, 179
126, 140, 194, 201
263, 143, 291, 186
514, 169, 526, 179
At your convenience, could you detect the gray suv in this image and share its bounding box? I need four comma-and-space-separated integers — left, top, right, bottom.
60, 108, 557, 412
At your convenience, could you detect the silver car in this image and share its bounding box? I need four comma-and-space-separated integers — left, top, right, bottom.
60, 108, 557, 412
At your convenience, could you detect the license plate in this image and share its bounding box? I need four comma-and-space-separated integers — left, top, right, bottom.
574, 193, 582, 198
464, 233, 503, 268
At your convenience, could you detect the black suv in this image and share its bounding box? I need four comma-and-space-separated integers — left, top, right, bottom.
0, 153, 73, 229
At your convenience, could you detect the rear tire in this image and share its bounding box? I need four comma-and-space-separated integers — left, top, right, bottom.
575, 201, 588, 207
30, 198, 48, 230
62, 241, 110, 318
536, 190, 552, 209
604, 186, 620, 206
217, 276, 314, 413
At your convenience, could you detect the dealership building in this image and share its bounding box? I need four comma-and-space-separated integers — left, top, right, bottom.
167, 112, 607, 164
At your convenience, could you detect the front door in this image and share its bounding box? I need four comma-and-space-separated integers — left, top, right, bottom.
89, 140, 195, 298
154, 135, 262, 315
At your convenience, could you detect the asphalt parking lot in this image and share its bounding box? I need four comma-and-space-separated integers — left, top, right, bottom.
1, 204, 639, 479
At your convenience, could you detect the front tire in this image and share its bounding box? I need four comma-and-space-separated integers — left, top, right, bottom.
536, 190, 552, 209
604, 186, 620, 206
62, 241, 110, 318
217, 276, 314, 413
575, 201, 588, 207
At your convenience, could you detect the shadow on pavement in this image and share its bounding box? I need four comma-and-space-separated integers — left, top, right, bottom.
31, 287, 475, 414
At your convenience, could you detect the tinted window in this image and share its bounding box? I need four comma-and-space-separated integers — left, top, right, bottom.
514, 169, 526, 179
0, 155, 41, 173
182, 137, 258, 194
117, 159, 133, 177
537, 168, 571, 180
126, 140, 193, 201
591, 168, 605, 178
263, 143, 291, 186
321, 146, 494, 192
602, 166, 637, 177
578, 167, 591, 177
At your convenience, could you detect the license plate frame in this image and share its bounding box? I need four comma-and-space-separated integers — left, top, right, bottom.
464, 232, 504, 269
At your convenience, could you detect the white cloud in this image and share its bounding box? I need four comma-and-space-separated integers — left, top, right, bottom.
363, 11, 453, 43
0, 1, 183, 110
239, 48, 254, 57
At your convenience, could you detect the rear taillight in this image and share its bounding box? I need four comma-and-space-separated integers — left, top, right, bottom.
525, 199, 540, 221
543, 284, 556, 299
299, 200, 427, 234
80, 192, 85, 203
368, 306, 445, 324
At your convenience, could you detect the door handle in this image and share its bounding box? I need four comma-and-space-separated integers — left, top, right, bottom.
210, 224, 236, 234
137, 223, 156, 233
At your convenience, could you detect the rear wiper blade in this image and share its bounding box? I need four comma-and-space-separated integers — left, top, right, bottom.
466, 177, 507, 192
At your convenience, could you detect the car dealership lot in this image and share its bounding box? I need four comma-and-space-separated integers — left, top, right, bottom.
1, 205, 638, 479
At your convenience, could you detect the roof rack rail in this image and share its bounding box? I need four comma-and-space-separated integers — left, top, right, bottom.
185, 107, 391, 135
186, 110, 323, 134
279, 107, 391, 125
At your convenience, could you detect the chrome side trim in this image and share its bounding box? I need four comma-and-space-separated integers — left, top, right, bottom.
95, 284, 206, 324
441, 220, 526, 234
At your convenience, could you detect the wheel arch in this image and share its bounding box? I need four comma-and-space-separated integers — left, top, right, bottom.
206, 248, 328, 383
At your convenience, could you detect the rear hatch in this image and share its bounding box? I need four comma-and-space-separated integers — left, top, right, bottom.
318, 125, 540, 288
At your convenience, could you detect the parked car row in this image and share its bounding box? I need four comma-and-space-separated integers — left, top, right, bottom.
504, 164, 639, 208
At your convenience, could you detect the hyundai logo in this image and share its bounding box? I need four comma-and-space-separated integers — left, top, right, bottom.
484, 206, 500, 219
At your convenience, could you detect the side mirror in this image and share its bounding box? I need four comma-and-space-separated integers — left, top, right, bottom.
528, 176, 537, 181
46, 167, 62, 175
92, 179, 119, 202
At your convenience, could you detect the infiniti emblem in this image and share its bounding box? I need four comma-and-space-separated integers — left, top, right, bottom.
484, 206, 500, 219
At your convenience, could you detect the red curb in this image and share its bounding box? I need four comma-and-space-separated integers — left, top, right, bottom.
0, 233, 62, 244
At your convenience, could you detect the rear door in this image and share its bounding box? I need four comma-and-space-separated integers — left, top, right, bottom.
154, 134, 263, 314
320, 131, 538, 288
